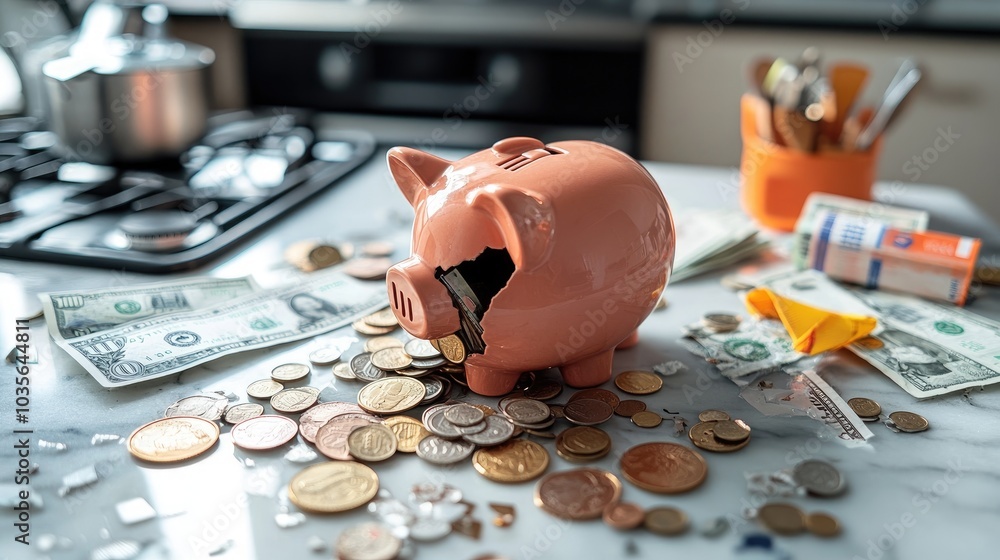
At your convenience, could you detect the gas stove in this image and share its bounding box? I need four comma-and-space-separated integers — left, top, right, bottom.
0, 110, 374, 273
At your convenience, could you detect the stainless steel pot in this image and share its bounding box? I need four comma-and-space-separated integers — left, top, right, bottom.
41, 2, 214, 165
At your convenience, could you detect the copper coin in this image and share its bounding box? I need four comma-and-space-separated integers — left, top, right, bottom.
603, 502, 645, 530
757, 503, 806, 535
567, 388, 620, 409
630, 411, 662, 428
533, 468, 623, 520
619, 442, 708, 494
806, 511, 842, 537
688, 421, 749, 453
315, 413, 382, 461
127, 416, 219, 463
298, 401, 367, 442
231, 415, 298, 450
698, 410, 730, 422
614, 370, 663, 395
644, 506, 689, 536
563, 399, 614, 426
614, 399, 647, 417
523, 380, 564, 401
712, 419, 751, 443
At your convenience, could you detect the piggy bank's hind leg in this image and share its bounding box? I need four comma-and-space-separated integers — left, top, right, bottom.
560, 348, 614, 388
465, 363, 521, 396
616, 329, 640, 350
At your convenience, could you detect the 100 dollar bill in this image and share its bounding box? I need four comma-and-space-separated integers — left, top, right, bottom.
45, 271, 385, 387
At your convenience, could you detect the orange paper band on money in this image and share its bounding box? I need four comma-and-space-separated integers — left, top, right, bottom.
745, 287, 877, 355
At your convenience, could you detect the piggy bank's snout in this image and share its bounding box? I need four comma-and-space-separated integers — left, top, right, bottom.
386, 257, 461, 340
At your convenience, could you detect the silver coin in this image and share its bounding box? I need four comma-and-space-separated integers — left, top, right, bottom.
454, 421, 487, 436
335, 522, 401, 560
443, 403, 485, 427
424, 407, 464, 439
702, 313, 741, 332
792, 459, 845, 497
508, 416, 556, 430
396, 367, 431, 377
271, 363, 311, 382
332, 362, 356, 380
502, 398, 551, 424
410, 356, 447, 369
416, 436, 475, 465
462, 415, 515, 446
223, 403, 265, 425
403, 339, 441, 360
351, 353, 387, 383
420, 377, 444, 405
308, 346, 342, 365
164, 394, 228, 420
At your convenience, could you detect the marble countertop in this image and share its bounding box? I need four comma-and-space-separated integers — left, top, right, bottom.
1, 149, 998, 560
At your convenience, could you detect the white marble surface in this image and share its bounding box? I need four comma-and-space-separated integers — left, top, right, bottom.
1, 151, 999, 560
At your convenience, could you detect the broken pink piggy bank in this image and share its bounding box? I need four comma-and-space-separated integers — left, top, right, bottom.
385, 137, 675, 396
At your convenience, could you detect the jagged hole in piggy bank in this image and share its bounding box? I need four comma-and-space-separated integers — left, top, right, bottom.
385, 137, 675, 396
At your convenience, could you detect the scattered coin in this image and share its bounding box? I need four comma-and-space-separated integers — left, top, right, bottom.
424, 406, 465, 439
336, 521, 400, 560
231, 415, 298, 450
420, 376, 446, 404
247, 379, 284, 399
315, 414, 383, 461
563, 399, 614, 426
631, 411, 662, 428
462, 415, 516, 447
410, 356, 447, 369
644, 506, 689, 536
614, 370, 663, 395
270, 387, 318, 413
848, 397, 882, 419
164, 394, 228, 421
361, 240, 395, 257
502, 399, 552, 425
436, 335, 467, 363
603, 502, 645, 530
568, 388, 620, 409
333, 362, 356, 380
127, 417, 220, 463
383, 416, 431, 453
523, 380, 564, 401
351, 353, 387, 383
805, 511, 842, 537
702, 313, 741, 333
614, 399, 647, 417
403, 338, 441, 360
534, 468, 623, 520
698, 409, 731, 422
271, 363, 311, 382
344, 257, 394, 280
712, 419, 751, 443
444, 403, 486, 427
473, 439, 551, 483
555, 426, 611, 462
757, 503, 806, 535
352, 319, 396, 336
223, 403, 265, 425
288, 462, 379, 513
357, 377, 426, 415
364, 308, 399, 328
348, 423, 398, 462
689, 421, 750, 453
365, 336, 404, 353
887, 411, 929, 433
285, 240, 343, 272
619, 442, 708, 494
416, 436, 476, 465
298, 402, 367, 442
308, 346, 342, 366
371, 347, 413, 371
792, 459, 845, 497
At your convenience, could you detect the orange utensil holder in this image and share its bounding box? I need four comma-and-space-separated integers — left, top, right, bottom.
739, 94, 881, 231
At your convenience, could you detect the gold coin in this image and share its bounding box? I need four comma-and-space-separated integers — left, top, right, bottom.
436, 334, 466, 364
383, 416, 430, 453
364, 308, 399, 328
357, 377, 426, 414
556, 426, 611, 456
270, 388, 318, 413
127, 416, 220, 463
473, 440, 550, 483
689, 421, 749, 453
805, 511, 842, 537
698, 409, 730, 422
352, 319, 396, 336
365, 336, 403, 353
644, 506, 689, 536
757, 503, 806, 535
631, 411, 662, 428
270, 362, 310, 382
712, 419, 751, 443
614, 370, 663, 395
888, 411, 929, 433
848, 397, 881, 418
247, 379, 284, 399
287, 461, 379, 513
347, 423, 398, 462
370, 347, 413, 371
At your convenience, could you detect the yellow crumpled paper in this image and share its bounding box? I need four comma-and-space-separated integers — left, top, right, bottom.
744, 287, 878, 355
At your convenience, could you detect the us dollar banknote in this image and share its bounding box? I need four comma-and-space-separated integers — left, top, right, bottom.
848, 289, 1000, 398
682, 320, 804, 382
40, 277, 260, 340
43, 271, 385, 387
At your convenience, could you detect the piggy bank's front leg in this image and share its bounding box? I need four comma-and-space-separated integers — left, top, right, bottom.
560, 348, 614, 388
465, 362, 522, 397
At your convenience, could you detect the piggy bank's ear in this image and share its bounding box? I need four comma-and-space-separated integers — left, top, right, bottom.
471, 186, 555, 272
387, 147, 451, 206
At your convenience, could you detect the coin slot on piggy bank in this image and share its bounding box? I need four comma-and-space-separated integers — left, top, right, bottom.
385, 137, 675, 396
